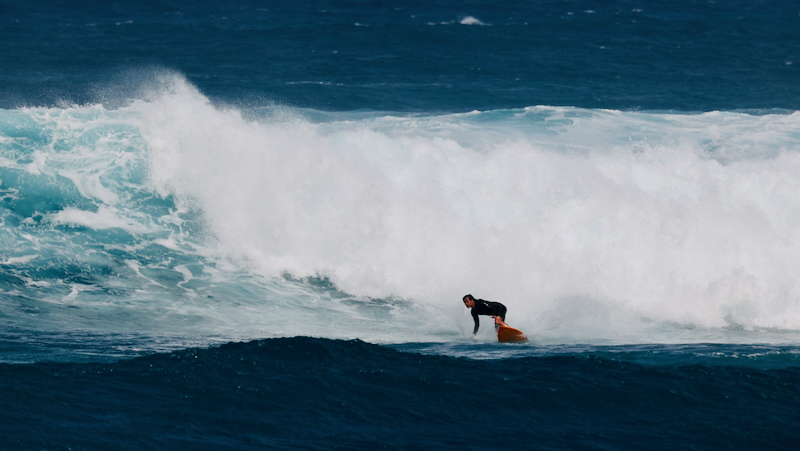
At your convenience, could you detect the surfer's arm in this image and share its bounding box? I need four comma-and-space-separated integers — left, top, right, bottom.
472, 309, 480, 335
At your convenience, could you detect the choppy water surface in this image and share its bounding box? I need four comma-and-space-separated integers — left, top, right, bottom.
2, 1, 800, 449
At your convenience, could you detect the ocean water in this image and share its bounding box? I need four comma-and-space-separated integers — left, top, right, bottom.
1, 1, 799, 449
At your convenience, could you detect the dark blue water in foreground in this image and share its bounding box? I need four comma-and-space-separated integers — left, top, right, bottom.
2, 0, 800, 449
2, 338, 799, 450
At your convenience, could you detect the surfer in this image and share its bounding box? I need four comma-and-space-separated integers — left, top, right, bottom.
462, 294, 507, 335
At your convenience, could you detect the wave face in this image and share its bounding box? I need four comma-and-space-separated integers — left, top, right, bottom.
3, 76, 800, 361
2, 337, 799, 450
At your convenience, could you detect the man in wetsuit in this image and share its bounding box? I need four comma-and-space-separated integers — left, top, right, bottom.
462, 294, 507, 335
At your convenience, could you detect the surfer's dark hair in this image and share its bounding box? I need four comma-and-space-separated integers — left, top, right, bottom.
463, 294, 475, 301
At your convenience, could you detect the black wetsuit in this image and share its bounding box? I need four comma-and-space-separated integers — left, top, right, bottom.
470, 299, 507, 334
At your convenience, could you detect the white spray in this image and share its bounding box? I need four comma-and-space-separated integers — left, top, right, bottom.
130, 76, 800, 341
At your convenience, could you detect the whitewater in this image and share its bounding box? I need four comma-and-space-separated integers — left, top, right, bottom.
3, 75, 800, 360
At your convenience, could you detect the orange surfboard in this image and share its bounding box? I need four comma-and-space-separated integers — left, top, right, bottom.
497, 325, 528, 343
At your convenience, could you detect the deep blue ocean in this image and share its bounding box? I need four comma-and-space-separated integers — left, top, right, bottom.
2, 1, 800, 449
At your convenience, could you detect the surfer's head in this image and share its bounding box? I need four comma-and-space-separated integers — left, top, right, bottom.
462, 294, 475, 308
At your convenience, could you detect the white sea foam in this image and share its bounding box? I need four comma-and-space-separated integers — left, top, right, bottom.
4, 74, 800, 346
124, 76, 800, 343
1, 254, 38, 265
460, 16, 486, 25
47, 206, 153, 234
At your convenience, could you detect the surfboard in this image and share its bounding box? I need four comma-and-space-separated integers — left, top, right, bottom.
497, 325, 528, 343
